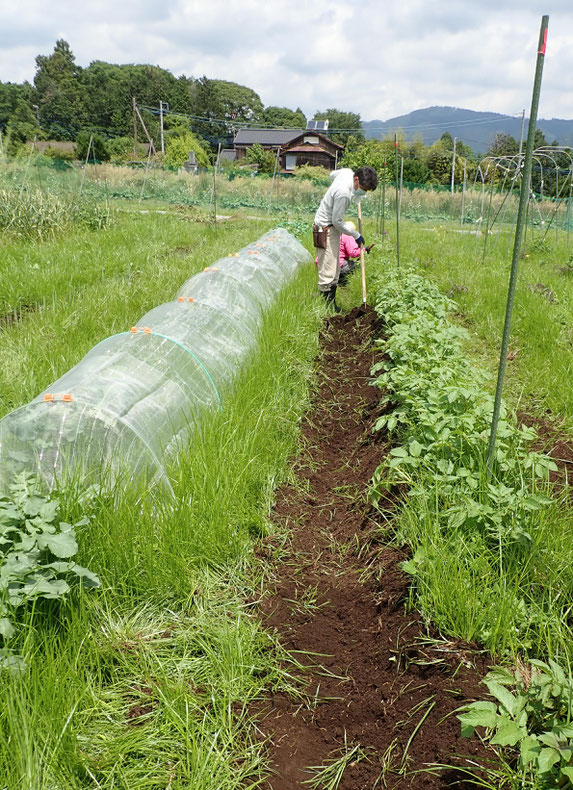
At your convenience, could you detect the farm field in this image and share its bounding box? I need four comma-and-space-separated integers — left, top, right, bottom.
1, 166, 573, 788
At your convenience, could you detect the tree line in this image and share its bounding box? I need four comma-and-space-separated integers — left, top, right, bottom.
0, 40, 362, 160
1, 40, 570, 197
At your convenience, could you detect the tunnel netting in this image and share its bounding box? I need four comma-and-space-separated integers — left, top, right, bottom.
0, 228, 310, 493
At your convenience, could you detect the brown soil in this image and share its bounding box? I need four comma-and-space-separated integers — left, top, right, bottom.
518, 411, 573, 489
0, 303, 38, 331
254, 306, 496, 789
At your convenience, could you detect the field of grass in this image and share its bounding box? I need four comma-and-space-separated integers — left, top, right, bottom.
2, 161, 573, 788
0, 202, 324, 787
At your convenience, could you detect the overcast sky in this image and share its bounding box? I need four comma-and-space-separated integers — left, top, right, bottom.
1, 1, 572, 123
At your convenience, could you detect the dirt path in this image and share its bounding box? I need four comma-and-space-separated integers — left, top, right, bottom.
255, 306, 494, 789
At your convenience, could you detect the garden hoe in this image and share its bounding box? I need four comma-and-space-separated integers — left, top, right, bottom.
358, 201, 368, 312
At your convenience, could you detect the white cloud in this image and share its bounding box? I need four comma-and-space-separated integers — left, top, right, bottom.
0, 0, 571, 119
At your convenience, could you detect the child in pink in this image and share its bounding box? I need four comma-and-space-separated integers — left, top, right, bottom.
314, 222, 374, 286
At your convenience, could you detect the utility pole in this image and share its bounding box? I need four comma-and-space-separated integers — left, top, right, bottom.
133, 97, 138, 158
134, 103, 156, 157
451, 136, 457, 193
159, 101, 169, 155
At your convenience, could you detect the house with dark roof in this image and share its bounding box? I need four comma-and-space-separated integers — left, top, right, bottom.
232, 128, 344, 173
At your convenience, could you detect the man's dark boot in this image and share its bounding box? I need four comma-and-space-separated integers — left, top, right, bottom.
328, 284, 341, 313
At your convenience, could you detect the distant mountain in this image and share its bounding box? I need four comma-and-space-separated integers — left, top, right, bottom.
362, 106, 573, 153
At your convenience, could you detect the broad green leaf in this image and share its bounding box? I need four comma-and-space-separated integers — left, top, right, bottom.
520, 735, 541, 766
490, 719, 524, 747
561, 766, 573, 781
548, 659, 567, 685
458, 701, 498, 730
37, 531, 78, 558
409, 440, 423, 457
389, 457, 406, 468
0, 651, 26, 674
484, 680, 518, 716
0, 618, 15, 640
22, 496, 48, 518
538, 732, 561, 750
390, 446, 409, 458
22, 578, 70, 598
537, 747, 560, 774
483, 667, 516, 686
39, 500, 59, 523
70, 565, 100, 587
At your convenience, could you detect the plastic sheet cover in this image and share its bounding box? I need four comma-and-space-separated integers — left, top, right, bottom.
0, 228, 310, 492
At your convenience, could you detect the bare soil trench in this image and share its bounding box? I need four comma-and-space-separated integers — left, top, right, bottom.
253, 306, 495, 789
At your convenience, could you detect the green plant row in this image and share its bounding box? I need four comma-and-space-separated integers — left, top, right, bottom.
0, 186, 109, 240
370, 269, 556, 564
368, 265, 573, 787
368, 266, 573, 657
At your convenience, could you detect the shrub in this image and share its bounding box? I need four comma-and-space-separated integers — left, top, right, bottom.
245, 143, 276, 174
164, 132, 210, 169
293, 163, 331, 185
75, 131, 110, 163
43, 146, 75, 162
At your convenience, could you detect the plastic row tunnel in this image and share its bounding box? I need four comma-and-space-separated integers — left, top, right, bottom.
0, 228, 310, 493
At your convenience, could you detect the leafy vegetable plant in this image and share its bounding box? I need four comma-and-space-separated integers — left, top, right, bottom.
0, 473, 99, 669
458, 660, 573, 788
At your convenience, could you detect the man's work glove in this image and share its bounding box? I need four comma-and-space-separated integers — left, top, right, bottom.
365, 243, 375, 254
356, 235, 365, 247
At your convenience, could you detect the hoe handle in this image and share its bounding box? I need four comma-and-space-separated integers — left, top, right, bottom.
358, 202, 367, 305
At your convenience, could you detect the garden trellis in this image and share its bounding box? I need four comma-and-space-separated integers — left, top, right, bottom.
0, 228, 310, 494
472, 145, 573, 248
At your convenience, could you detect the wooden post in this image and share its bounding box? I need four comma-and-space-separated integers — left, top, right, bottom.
134, 104, 156, 156
358, 201, 367, 305
133, 98, 138, 158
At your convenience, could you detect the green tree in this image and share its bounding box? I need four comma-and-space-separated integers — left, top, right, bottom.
211, 79, 263, 123
341, 138, 391, 176
245, 142, 276, 173
80, 61, 190, 143
34, 39, 86, 139
487, 133, 519, 158
402, 158, 432, 184
0, 82, 33, 131
5, 98, 41, 154
188, 76, 227, 145
164, 131, 210, 168
534, 127, 548, 148
262, 106, 306, 128
314, 108, 364, 145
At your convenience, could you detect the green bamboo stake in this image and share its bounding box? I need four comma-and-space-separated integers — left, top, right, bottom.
395, 135, 400, 269
382, 161, 386, 238
487, 15, 549, 473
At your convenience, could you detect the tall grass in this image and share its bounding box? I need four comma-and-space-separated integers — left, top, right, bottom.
0, 215, 266, 416
0, 186, 109, 240
0, 255, 323, 789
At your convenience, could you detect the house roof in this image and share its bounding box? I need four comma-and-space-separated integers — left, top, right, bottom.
233, 128, 302, 146
283, 144, 333, 154
284, 132, 344, 150
218, 149, 236, 162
